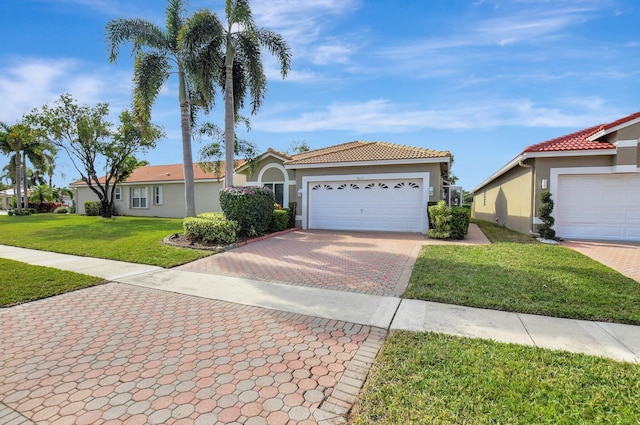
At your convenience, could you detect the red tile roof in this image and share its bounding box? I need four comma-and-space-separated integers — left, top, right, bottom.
285, 141, 450, 165
523, 112, 640, 153
71, 162, 242, 186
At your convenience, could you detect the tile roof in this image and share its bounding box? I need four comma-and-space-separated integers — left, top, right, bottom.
71, 162, 242, 186
523, 111, 640, 153
284, 141, 450, 165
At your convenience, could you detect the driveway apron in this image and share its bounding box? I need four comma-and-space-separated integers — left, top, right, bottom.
0, 283, 384, 425
176, 230, 428, 297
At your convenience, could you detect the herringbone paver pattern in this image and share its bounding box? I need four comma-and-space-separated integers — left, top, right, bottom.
0, 284, 373, 425
177, 230, 428, 296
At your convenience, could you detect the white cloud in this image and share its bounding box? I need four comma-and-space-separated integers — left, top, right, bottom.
253, 97, 621, 134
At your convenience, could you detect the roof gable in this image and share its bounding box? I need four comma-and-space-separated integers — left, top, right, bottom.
285, 141, 450, 166
523, 111, 640, 153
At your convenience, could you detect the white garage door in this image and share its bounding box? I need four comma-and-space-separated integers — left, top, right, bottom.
556, 174, 640, 241
308, 178, 424, 232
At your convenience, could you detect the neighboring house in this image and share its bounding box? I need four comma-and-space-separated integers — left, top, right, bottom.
70, 162, 246, 217
0, 188, 32, 210
236, 141, 452, 234
473, 112, 640, 241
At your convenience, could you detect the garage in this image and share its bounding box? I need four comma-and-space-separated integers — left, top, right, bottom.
307, 177, 426, 232
555, 174, 640, 241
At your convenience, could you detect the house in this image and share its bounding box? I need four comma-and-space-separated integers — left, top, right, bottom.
236, 141, 452, 234
0, 188, 32, 210
473, 112, 640, 241
70, 162, 246, 217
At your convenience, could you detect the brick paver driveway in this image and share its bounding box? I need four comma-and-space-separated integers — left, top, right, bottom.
563, 239, 640, 283
177, 230, 427, 297
0, 284, 383, 425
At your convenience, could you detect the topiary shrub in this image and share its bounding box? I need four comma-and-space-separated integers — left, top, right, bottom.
287, 201, 297, 228
537, 191, 556, 240
270, 209, 289, 232
84, 201, 101, 216
197, 212, 225, 221
183, 216, 239, 245
428, 200, 452, 239
450, 207, 471, 240
53, 206, 70, 214
220, 186, 275, 236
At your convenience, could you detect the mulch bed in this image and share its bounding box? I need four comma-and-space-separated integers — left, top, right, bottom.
163, 227, 301, 253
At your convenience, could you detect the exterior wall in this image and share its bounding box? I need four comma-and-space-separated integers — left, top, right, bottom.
242, 155, 296, 209
473, 164, 533, 234
73, 173, 245, 218
615, 122, 640, 141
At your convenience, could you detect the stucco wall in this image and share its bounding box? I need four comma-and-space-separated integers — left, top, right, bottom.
473, 165, 533, 234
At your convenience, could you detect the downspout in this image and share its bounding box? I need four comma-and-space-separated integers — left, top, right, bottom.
517, 158, 536, 235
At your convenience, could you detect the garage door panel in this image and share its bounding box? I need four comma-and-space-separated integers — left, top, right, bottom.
556, 174, 640, 241
308, 178, 424, 232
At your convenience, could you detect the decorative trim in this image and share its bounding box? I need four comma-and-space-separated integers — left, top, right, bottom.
601, 116, 640, 136
285, 157, 448, 170
616, 139, 639, 148
257, 163, 291, 206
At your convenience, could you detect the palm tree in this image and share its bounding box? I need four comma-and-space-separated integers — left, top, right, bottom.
0, 122, 33, 215
106, 0, 200, 217
181, 0, 291, 188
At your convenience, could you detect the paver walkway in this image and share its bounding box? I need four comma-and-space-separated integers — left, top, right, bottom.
563, 239, 640, 283
0, 283, 384, 425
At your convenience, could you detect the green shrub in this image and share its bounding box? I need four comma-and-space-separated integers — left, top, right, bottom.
537, 191, 556, 240
220, 186, 275, 236
53, 206, 70, 214
84, 201, 101, 216
22, 208, 36, 215
196, 212, 225, 221
183, 217, 239, 245
450, 207, 470, 240
287, 201, 297, 228
428, 201, 452, 239
270, 209, 289, 232
426, 201, 439, 227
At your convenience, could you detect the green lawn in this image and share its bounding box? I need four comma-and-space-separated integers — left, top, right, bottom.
0, 258, 104, 307
350, 331, 640, 425
405, 220, 640, 324
0, 214, 211, 267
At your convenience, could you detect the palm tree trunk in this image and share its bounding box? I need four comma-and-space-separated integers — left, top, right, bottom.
14, 156, 22, 215
178, 65, 196, 217
224, 32, 236, 189
22, 152, 28, 209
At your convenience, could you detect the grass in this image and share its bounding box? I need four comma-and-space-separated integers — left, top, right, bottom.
0, 258, 104, 307
350, 331, 640, 425
405, 219, 640, 324
0, 214, 212, 267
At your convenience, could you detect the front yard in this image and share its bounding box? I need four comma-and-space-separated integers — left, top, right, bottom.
0, 214, 211, 267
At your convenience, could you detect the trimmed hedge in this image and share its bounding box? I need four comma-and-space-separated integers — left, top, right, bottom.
287, 201, 297, 228
197, 212, 225, 221
270, 209, 289, 232
29, 202, 65, 213
183, 216, 239, 245
220, 186, 275, 236
53, 206, 70, 214
450, 207, 471, 240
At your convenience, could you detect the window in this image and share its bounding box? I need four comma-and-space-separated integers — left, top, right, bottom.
131, 187, 147, 208
264, 183, 284, 205
114, 187, 122, 201
153, 186, 162, 205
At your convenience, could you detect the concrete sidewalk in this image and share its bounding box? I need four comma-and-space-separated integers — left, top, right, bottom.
1, 244, 639, 363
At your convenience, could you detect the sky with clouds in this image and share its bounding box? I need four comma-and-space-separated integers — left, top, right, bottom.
1, 0, 639, 190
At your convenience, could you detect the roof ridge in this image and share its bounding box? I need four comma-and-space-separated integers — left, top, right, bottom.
291, 141, 368, 161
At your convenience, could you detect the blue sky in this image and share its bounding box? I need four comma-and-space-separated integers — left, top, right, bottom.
1, 0, 639, 191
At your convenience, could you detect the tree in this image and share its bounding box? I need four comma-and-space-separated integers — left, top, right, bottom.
106, 0, 199, 217
537, 191, 556, 240
181, 0, 291, 188
196, 121, 257, 178
286, 140, 310, 155
26, 94, 162, 218
29, 184, 54, 203
0, 122, 34, 215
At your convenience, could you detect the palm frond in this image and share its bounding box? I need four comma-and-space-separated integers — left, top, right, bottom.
105, 19, 169, 62
132, 52, 171, 124
165, 0, 187, 50
236, 32, 265, 114
257, 28, 292, 78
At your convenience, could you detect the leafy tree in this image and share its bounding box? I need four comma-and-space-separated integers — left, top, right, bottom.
181, 0, 291, 188
286, 140, 311, 155
106, 0, 200, 217
196, 122, 257, 178
26, 94, 162, 218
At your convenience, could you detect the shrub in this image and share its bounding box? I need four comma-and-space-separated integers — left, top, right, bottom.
84, 201, 101, 216
426, 201, 439, 227
22, 208, 36, 215
537, 191, 556, 240
220, 186, 275, 236
29, 202, 65, 213
450, 207, 470, 240
270, 209, 289, 232
287, 201, 297, 228
183, 217, 239, 245
428, 201, 452, 239
53, 206, 70, 214
197, 212, 225, 221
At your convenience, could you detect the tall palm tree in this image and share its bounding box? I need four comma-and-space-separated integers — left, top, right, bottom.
0, 122, 33, 214
106, 0, 200, 217
181, 0, 291, 188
